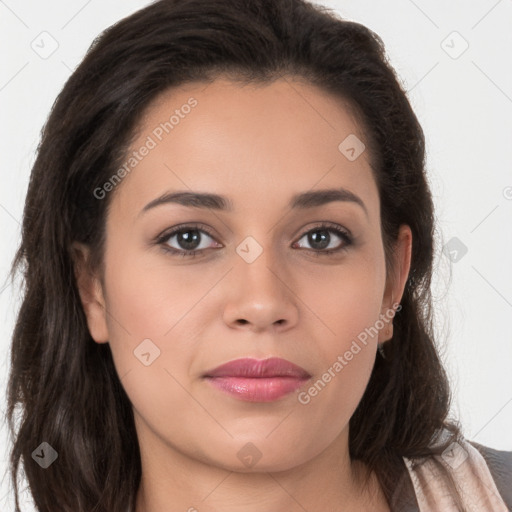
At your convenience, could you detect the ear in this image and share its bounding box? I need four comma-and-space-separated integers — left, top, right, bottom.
378, 224, 412, 343
71, 242, 109, 343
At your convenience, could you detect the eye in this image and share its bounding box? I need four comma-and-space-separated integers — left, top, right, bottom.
292, 223, 353, 255
155, 222, 353, 258
156, 224, 221, 257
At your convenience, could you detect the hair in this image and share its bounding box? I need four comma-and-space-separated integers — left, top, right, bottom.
7, 0, 464, 510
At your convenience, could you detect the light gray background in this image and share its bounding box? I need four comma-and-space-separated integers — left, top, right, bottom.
1, 0, 511, 510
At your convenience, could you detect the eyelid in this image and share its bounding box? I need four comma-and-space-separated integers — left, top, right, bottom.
154, 222, 220, 247
292, 222, 353, 254
153, 222, 222, 255
292, 221, 352, 242
155, 221, 353, 256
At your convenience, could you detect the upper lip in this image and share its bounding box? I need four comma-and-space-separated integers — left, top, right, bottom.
203, 357, 311, 379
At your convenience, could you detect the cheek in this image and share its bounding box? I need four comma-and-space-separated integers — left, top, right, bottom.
99, 243, 206, 391
302, 251, 387, 346
101, 252, 202, 436
294, 250, 385, 417
295, 270, 383, 440
102, 245, 202, 337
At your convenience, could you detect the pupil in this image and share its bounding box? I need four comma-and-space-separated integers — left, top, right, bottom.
178, 230, 200, 250
309, 230, 329, 249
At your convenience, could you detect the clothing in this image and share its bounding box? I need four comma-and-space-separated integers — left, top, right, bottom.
392, 435, 512, 511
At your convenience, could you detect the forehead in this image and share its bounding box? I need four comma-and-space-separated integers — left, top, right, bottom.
109, 77, 378, 219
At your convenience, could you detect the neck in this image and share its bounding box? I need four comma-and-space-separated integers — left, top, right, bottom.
133, 418, 389, 512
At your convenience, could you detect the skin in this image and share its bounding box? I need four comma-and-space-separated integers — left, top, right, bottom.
74, 77, 412, 512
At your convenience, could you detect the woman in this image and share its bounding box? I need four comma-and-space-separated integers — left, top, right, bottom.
7, 0, 511, 510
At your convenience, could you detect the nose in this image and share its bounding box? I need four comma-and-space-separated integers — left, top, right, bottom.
222, 247, 299, 333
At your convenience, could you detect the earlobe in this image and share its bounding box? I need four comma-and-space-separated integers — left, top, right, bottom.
71, 242, 110, 344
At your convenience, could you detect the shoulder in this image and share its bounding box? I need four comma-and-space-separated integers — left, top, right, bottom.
468, 440, 512, 510
392, 437, 512, 512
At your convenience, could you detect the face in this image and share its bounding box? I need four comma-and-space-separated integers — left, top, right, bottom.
76, 77, 411, 473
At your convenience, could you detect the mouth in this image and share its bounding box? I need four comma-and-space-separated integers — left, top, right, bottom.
202, 357, 311, 402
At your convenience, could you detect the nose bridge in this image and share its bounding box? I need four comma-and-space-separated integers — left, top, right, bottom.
224, 234, 299, 330
235, 235, 288, 297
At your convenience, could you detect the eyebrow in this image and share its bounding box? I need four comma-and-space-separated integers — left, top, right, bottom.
139, 187, 368, 217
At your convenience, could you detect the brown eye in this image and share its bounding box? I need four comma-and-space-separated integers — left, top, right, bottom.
156, 224, 221, 257
293, 224, 353, 255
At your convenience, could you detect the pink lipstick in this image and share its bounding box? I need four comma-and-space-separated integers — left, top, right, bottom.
202, 357, 311, 402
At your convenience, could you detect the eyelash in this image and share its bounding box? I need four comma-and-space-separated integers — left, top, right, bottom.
154, 222, 353, 258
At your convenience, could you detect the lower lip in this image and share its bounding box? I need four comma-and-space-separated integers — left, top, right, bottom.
204, 376, 310, 402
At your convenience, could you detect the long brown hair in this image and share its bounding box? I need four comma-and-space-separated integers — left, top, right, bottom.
7, 0, 462, 510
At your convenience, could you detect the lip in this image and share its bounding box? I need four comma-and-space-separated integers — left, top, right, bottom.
202, 357, 311, 402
